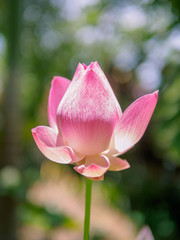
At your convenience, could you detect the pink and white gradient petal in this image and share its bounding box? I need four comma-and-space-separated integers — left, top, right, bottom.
108, 157, 130, 171
57, 62, 121, 156
32, 126, 81, 164
48, 76, 71, 130
72, 63, 87, 82
113, 91, 158, 155
74, 155, 110, 178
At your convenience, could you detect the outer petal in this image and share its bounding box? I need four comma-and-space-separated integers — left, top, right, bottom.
57, 62, 122, 156
113, 91, 158, 155
74, 155, 110, 178
48, 76, 71, 130
32, 126, 81, 164
108, 157, 130, 171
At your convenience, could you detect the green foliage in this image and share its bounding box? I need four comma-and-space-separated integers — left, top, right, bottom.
18, 201, 75, 230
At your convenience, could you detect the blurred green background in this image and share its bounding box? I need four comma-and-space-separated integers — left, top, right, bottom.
0, 0, 180, 239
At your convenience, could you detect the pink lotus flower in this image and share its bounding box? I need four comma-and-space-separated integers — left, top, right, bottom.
32, 62, 158, 181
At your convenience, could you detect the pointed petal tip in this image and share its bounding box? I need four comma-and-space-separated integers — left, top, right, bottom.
82, 63, 87, 69
93, 61, 100, 67
124, 162, 130, 170
86, 61, 100, 71
89, 62, 95, 69
109, 157, 130, 171
51, 76, 62, 88
120, 160, 130, 170
72, 63, 87, 82
153, 90, 159, 98
80, 61, 99, 71
51, 76, 58, 84
77, 62, 83, 68
31, 126, 39, 134
149, 90, 158, 105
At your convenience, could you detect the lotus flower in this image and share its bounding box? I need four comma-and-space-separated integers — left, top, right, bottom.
32, 62, 158, 180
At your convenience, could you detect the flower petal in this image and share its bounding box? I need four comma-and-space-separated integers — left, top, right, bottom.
88, 175, 104, 181
31, 126, 81, 164
74, 155, 110, 178
48, 76, 71, 130
113, 91, 158, 154
72, 63, 86, 82
137, 226, 154, 240
108, 157, 130, 171
57, 62, 122, 155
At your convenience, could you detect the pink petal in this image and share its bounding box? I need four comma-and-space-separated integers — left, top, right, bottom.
31, 126, 81, 164
137, 226, 154, 240
72, 63, 86, 82
48, 76, 71, 130
113, 91, 158, 155
88, 175, 104, 181
57, 62, 122, 156
74, 155, 110, 178
108, 157, 130, 171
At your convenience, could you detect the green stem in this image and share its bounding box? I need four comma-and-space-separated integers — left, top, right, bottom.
84, 178, 92, 240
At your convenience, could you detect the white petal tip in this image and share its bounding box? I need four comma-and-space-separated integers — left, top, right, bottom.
153, 90, 159, 98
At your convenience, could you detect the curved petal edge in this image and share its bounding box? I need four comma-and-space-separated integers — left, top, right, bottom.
74, 155, 110, 178
109, 157, 130, 171
88, 175, 104, 181
31, 126, 80, 164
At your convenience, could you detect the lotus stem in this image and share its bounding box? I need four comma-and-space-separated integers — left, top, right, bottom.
84, 178, 92, 240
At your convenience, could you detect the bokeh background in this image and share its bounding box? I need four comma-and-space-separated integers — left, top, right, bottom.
0, 0, 180, 239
